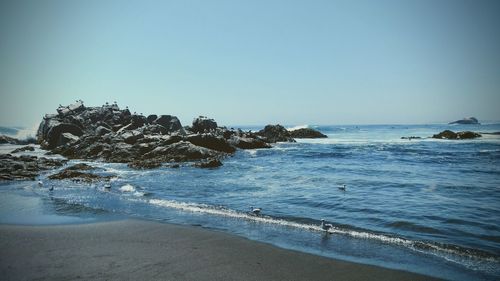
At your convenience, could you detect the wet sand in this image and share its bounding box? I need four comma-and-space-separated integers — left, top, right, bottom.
0, 219, 440, 281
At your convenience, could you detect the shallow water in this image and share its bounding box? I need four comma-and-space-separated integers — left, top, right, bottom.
1, 124, 499, 280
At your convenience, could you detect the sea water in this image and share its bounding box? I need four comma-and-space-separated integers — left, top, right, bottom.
1, 124, 499, 280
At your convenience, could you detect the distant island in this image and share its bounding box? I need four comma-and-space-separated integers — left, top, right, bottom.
449, 117, 480, 125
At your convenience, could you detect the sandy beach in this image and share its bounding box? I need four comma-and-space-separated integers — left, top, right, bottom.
0, 219, 440, 281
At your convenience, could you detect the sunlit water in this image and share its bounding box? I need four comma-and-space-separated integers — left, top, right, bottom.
1, 124, 499, 280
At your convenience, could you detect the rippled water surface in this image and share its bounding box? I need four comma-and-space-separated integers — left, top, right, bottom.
1, 124, 499, 280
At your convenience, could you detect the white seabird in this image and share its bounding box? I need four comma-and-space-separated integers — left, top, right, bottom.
320, 219, 333, 232
338, 184, 346, 191
250, 206, 262, 216
37, 181, 43, 187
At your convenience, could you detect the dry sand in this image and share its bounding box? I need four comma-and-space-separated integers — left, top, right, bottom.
0, 219, 440, 280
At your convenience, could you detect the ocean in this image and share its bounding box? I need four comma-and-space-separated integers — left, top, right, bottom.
1, 123, 499, 280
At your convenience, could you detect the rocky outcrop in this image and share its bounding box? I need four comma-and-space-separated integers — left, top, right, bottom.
34, 101, 283, 169
228, 136, 271, 149
186, 134, 236, 153
193, 158, 223, 168
401, 136, 422, 140
0, 154, 66, 180
256, 125, 296, 143
192, 116, 217, 133
288, 128, 327, 139
11, 146, 35, 153
449, 117, 480, 125
48, 167, 112, 182
432, 130, 482, 139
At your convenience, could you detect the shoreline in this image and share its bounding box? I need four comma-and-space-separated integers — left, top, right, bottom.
0, 219, 441, 281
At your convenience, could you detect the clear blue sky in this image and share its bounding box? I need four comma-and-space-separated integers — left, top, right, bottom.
1, 0, 499, 127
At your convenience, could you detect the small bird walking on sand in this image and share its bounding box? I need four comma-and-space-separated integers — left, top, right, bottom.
338, 184, 346, 191
250, 206, 262, 216
320, 219, 333, 232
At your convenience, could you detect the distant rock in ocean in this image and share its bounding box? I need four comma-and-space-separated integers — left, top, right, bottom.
288, 128, 327, 139
449, 117, 480, 125
256, 125, 296, 143
432, 130, 481, 140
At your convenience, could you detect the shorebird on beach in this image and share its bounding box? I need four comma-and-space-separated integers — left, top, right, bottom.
338, 184, 346, 191
250, 206, 262, 216
320, 219, 333, 232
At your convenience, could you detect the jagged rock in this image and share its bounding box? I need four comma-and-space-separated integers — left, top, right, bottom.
154, 115, 182, 132
143, 141, 218, 162
59, 132, 79, 146
432, 130, 481, 139
96, 126, 112, 136
192, 116, 217, 133
142, 124, 168, 135
48, 169, 112, 182
186, 134, 236, 153
64, 163, 95, 171
147, 114, 158, 124
288, 128, 327, 139
193, 158, 222, 168
0, 154, 66, 181
449, 117, 480, 125
11, 146, 35, 153
120, 130, 144, 145
228, 136, 271, 149
257, 124, 295, 143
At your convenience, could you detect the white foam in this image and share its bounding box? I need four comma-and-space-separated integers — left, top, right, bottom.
287, 124, 310, 131
119, 184, 135, 192
147, 198, 499, 263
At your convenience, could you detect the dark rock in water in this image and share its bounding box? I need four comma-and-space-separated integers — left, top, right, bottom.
288, 128, 327, 139
480, 131, 500, 135
432, 130, 481, 139
401, 136, 422, 140
457, 131, 482, 139
186, 134, 236, 153
154, 115, 182, 133
48, 169, 112, 182
11, 146, 35, 153
256, 124, 296, 143
65, 163, 95, 171
228, 136, 271, 149
0, 154, 66, 181
143, 141, 219, 162
192, 116, 217, 133
449, 117, 480, 125
193, 158, 223, 168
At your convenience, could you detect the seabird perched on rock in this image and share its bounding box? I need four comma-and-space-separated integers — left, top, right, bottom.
338, 184, 346, 191
320, 219, 333, 232
250, 206, 262, 216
